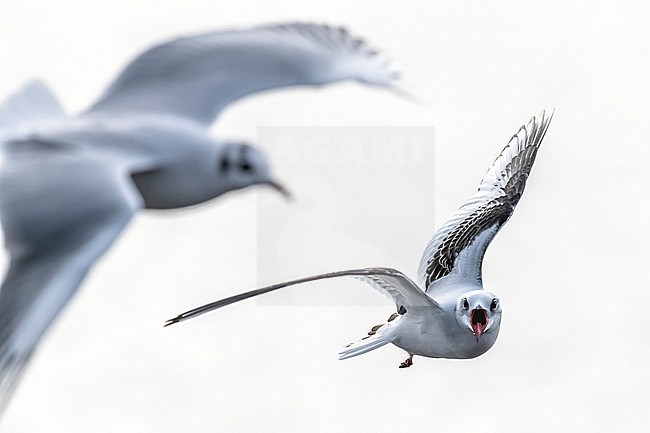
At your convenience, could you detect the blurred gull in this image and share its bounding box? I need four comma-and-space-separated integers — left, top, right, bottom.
166, 111, 553, 368
0, 22, 405, 412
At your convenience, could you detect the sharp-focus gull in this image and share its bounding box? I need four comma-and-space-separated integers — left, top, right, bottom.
166, 111, 553, 368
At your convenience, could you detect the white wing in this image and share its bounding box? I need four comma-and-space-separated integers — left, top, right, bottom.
0, 140, 140, 414
417, 110, 553, 291
165, 268, 439, 326
88, 22, 403, 127
0, 80, 65, 129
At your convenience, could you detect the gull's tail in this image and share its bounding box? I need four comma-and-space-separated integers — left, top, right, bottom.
0, 79, 65, 131
338, 334, 391, 360
338, 317, 400, 360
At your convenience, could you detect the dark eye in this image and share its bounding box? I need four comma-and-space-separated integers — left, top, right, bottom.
461, 298, 469, 310
491, 299, 499, 310
240, 162, 252, 172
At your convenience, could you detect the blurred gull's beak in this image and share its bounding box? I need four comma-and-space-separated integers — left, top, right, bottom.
267, 180, 292, 200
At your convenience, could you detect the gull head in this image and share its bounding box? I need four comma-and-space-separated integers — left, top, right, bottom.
217, 141, 291, 199
455, 291, 501, 343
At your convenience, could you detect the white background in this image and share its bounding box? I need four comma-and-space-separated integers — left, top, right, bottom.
1, 1, 649, 432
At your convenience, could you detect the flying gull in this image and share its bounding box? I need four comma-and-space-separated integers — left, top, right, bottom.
0, 22, 404, 413
166, 111, 553, 368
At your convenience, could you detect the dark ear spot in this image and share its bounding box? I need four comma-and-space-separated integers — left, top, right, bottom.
219, 155, 230, 172
239, 162, 252, 172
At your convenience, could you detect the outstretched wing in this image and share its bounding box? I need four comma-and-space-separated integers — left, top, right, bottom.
418, 110, 553, 291
0, 142, 140, 414
88, 22, 404, 127
165, 268, 438, 326
0, 80, 65, 129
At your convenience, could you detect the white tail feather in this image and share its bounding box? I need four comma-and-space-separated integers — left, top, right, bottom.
338, 334, 390, 360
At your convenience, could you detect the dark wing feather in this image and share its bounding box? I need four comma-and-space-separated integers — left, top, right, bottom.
418, 110, 553, 290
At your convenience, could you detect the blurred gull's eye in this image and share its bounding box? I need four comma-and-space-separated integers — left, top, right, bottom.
461, 298, 469, 310
491, 299, 499, 310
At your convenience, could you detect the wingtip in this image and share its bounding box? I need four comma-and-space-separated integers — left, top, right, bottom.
537, 108, 555, 125
514, 108, 554, 146
546, 107, 556, 122
534, 108, 555, 139
163, 317, 181, 327
389, 83, 428, 105
384, 69, 427, 105
338, 351, 353, 360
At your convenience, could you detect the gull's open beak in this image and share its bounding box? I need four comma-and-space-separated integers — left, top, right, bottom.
470, 307, 488, 343
267, 180, 292, 200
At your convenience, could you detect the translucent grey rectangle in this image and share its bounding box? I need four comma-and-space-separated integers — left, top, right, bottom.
256, 126, 435, 306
